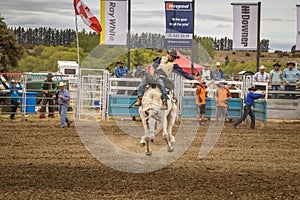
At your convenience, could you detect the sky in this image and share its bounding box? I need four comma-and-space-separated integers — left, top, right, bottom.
0, 0, 299, 51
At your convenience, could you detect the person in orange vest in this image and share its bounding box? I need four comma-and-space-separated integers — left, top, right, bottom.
196, 80, 207, 126
215, 82, 231, 123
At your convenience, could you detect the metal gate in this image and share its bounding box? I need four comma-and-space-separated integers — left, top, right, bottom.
77, 69, 108, 119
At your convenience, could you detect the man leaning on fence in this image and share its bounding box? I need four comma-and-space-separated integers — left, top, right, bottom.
269, 62, 283, 99
39, 73, 57, 119
282, 61, 300, 99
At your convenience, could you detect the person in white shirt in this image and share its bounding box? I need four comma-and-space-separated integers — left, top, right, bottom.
199, 64, 213, 81
253, 65, 269, 90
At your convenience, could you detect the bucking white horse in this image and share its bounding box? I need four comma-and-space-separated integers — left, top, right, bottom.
139, 86, 177, 156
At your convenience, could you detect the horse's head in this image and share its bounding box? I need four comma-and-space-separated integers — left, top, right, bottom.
145, 108, 161, 135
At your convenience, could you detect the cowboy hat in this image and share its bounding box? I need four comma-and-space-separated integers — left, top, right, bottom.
116, 60, 124, 64
273, 62, 281, 67
167, 50, 179, 59
286, 61, 295, 66
11, 79, 16, 83
216, 62, 221, 66
248, 87, 258, 91
58, 82, 65, 87
47, 73, 53, 77
259, 65, 265, 70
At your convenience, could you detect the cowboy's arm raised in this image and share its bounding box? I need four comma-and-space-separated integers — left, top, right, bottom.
173, 64, 201, 80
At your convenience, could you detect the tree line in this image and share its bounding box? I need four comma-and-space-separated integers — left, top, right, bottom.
1, 15, 271, 73
9, 26, 270, 52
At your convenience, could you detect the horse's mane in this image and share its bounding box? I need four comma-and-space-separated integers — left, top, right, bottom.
141, 87, 162, 112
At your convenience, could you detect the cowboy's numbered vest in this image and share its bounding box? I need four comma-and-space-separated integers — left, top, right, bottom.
156, 56, 176, 76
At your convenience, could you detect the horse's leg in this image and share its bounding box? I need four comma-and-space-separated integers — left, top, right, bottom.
162, 111, 174, 152
167, 103, 177, 145
139, 108, 149, 147
145, 140, 152, 156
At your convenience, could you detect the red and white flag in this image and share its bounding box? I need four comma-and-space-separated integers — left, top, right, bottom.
73, 0, 102, 34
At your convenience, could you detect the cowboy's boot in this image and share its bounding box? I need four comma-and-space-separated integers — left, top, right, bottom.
134, 96, 143, 106
161, 99, 168, 110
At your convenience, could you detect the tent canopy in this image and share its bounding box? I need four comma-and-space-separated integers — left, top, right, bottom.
176, 51, 203, 74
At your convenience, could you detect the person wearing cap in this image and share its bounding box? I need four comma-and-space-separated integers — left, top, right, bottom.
54, 82, 72, 128
215, 82, 231, 123
282, 61, 300, 99
134, 50, 201, 109
39, 73, 57, 118
114, 60, 129, 95
213, 62, 225, 81
198, 64, 213, 81
232, 87, 265, 129
253, 65, 269, 90
9, 79, 23, 120
196, 80, 207, 126
269, 62, 283, 99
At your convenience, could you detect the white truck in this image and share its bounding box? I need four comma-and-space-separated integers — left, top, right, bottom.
57, 61, 79, 85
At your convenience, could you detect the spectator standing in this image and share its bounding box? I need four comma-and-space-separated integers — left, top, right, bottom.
54, 82, 72, 128
199, 64, 213, 81
215, 82, 231, 123
114, 60, 129, 95
232, 87, 265, 129
40, 73, 57, 118
253, 65, 269, 90
269, 62, 283, 99
213, 62, 225, 81
9, 80, 23, 120
196, 80, 207, 126
282, 61, 300, 99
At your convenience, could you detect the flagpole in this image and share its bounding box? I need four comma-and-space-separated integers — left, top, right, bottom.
191, 0, 195, 74
127, 0, 131, 70
75, 13, 81, 118
75, 14, 80, 67
256, 2, 261, 72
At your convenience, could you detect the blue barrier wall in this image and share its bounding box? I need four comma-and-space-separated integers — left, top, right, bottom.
181, 97, 243, 119
253, 100, 268, 123
108, 95, 244, 119
109, 95, 139, 117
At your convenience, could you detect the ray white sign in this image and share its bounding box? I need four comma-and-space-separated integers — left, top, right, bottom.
100, 0, 128, 45
232, 3, 259, 51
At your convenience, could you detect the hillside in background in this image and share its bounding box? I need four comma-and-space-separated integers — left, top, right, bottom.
213, 51, 300, 74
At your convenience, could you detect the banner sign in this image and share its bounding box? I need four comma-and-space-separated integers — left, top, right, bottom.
232, 3, 259, 50
296, 5, 300, 50
165, 1, 193, 49
100, 0, 128, 45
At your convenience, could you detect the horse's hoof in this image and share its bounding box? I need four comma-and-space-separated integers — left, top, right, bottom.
145, 151, 152, 156
151, 139, 154, 143
167, 147, 174, 152
140, 143, 145, 147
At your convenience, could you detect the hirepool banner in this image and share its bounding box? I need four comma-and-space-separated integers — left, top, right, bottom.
165, 1, 193, 49
232, 3, 259, 51
100, 0, 127, 45
296, 5, 300, 50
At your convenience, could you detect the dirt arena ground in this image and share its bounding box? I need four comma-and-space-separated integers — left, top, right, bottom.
0, 116, 299, 199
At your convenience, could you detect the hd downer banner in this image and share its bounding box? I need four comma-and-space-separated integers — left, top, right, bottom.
296, 5, 300, 50
165, 1, 193, 49
232, 3, 259, 51
100, 0, 127, 45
